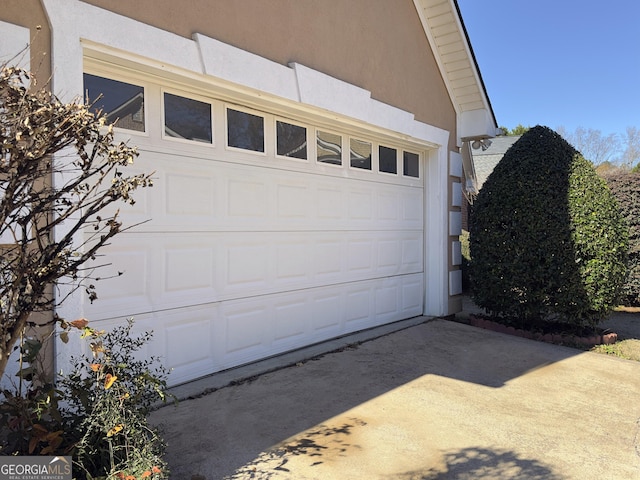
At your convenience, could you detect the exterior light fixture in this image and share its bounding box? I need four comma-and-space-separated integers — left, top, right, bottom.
471, 139, 492, 151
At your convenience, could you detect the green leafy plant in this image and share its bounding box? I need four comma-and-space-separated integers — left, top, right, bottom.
60, 319, 171, 479
0, 319, 172, 480
603, 172, 640, 306
469, 126, 628, 331
0, 325, 66, 456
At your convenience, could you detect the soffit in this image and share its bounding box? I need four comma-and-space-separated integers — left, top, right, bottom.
414, 0, 496, 119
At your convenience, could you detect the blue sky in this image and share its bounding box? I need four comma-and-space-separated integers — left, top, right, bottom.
456, 0, 639, 136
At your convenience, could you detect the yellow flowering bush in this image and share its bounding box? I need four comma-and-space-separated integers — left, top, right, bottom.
1, 319, 173, 480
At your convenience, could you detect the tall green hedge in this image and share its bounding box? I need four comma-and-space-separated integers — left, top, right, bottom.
469, 126, 628, 329
604, 172, 640, 306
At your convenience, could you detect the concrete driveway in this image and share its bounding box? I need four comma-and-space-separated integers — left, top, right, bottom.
150, 317, 640, 479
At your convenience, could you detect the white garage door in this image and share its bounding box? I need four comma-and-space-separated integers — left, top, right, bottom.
80, 67, 426, 386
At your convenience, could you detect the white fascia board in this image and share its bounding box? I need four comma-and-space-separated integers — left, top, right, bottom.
457, 108, 496, 191
458, 108, 497, 143
0, 21, 30, 70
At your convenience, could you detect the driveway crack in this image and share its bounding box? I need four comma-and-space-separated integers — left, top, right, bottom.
635, 417, 640, 463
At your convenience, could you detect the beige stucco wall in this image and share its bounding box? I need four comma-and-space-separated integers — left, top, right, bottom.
2, 0, 51, 87
81, 0, 457, 151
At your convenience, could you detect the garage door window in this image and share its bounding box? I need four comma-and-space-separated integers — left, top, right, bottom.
83, 64, 423, 181
317, 131, 342, 165
227, 108, 264, 152
83, 73, 145, 132
164, 92, 212, 144
403, 151, 420, 178
350, 139, 372, 170
276, 120, 307, 160
379, 146, 397, 174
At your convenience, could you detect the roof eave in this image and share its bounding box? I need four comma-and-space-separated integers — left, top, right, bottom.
413, 0, 498, 144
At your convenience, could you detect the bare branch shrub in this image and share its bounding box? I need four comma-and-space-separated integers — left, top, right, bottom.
0, 64, 152, 378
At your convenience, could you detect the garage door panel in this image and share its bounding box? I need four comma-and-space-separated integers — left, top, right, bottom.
165, 171, 216, 217
62, 313, 157, 365
375, 281, 400, 321
158, 239, 217, 310
403, 189, 424, 222
80, 238, 153, 320
92, 275, 424, 386
402, 275, 424, 316
212, 275, 423, 380
164, 246, 215, 292
311, 292, 343, 334
273, 300, 310, 346
96, 163, 153, 225
80, 106, 426, 387
161, 306, 217, 384
223, 302, 269, 357
226, 240, 270, 288
222, 230, 423, 298
313, 239, 344, 278
377, 190, 402, 221
344, 284, 373, 329
227, 177, 269, 218
402, 237, 423, 270
348, 190, 374, 220
346, 238, 374, 274
113, 152, 218, 229
85, 229, 422, 323
125, 151, 422, 232
317, 186, 345, 220
378, 239, 403, 273
84, 233, 223, 320
110, 314, 156, 362
277, 183, 311, 219
276, 240, 311, 281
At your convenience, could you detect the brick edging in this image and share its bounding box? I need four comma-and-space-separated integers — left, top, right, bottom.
468, 315, 617, 347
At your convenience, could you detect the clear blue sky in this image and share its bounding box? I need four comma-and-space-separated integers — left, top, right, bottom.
456, 0, 640, 136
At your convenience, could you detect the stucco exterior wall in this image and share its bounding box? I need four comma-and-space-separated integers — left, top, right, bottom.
81, 0, 457, 151
2, 0, 51, 86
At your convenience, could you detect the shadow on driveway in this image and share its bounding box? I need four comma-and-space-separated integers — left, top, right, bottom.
391, 446, 563, 480
150, 318, 640, 478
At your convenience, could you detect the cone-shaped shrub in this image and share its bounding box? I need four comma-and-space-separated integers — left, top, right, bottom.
604, 172, 640, 306
469, 126, 628, 329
